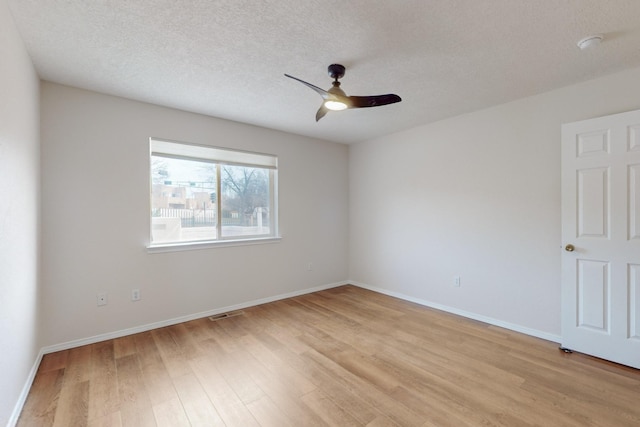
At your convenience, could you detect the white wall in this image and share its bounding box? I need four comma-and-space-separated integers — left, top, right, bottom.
0, 1, 41, 425
40, 82, 348, 347
350, 67, 640, 338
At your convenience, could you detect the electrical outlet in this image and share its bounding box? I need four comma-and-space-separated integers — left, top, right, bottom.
453, 276, 461, 287
131, 289, 141, 301
97, 292, 108, 306
307, 262, 313, 271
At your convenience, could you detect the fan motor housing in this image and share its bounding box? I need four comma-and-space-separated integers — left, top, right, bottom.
328, 64, 345, 80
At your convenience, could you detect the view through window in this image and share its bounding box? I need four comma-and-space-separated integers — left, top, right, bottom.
150, 138, 277, 246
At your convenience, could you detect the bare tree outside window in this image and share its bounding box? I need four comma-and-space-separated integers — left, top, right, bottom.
151, 158, 169, 184
221, 165, 268, 226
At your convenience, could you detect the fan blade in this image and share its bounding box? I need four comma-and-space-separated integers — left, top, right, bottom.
347, 94, 402, 109
284, 74, 329, 99
316, 104, 329, 122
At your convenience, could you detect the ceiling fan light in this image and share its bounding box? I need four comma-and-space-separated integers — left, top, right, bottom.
324, 100, 348, 111
577, 34, 603, 50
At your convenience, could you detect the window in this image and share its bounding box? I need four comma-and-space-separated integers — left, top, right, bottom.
149, 138, 278, 248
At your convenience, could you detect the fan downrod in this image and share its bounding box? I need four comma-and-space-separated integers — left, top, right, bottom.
328, 64, 345, 81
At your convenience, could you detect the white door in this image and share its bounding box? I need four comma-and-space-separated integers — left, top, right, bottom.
561, 109, 640, 369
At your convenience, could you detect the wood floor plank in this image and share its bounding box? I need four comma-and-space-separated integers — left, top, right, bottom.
17, 285, 640, 426
205, 347, 265, 406
300, 349, 426, 426
269, 343, 382, 425
113, 335, 136, 359
118, 404, 156, 427
245, 395, 298, 427
17, 368, 64, 426
300, 389, 362, 427
167, 322, 205, 361
182, 317, 216, 343
152, 397, 191, 427
115, 354, 156, 427
86, 411, 122, 427
238, 333, 317, 396
90, 341, 116, 376
171, 372, 226, 427
227, 346, 328, 426
36, 351, 68, 373
133, 331, 164, 367
248, 304, 307, 340
87, 370, 120, 422
60, 345, 92, 384
206, 320, 243, 353
88, 341, 119, 421
151, 326, 195, 379
366, 415, 401, 427
51, 380, 89, 427
332, 348, 403, 393
140, 361, 180, 406
189, 355, 260, 427
242, 305, 381, 424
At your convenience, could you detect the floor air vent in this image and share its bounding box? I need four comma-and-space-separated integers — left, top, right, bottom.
208, 310, 244, 321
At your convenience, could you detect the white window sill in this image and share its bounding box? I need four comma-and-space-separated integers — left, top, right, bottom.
147, 236, 282, 253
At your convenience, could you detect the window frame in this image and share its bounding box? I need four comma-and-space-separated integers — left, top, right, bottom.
148, 138, 280, 252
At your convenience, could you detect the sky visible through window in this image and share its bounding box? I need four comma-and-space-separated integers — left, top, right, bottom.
160, 157, 213, 183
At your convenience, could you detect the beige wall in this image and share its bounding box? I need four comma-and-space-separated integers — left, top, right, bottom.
0, 0, 41, 425
350, 66, 640, 339
40, 82, 349, 347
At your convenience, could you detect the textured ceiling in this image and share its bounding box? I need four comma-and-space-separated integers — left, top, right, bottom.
7, 0, 640, 143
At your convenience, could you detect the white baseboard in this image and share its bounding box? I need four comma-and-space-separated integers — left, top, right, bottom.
7, 348, 44, 427
41, 280, 349, 354
350, 281, 561, 343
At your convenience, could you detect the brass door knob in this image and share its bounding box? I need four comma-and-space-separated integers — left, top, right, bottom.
565, 244, 575, 252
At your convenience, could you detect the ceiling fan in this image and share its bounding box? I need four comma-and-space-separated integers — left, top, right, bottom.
285, 64, 402, 122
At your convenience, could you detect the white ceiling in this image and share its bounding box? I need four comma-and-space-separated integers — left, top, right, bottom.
7, 1, 640, 144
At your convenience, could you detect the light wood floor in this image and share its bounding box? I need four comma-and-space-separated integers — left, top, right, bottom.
18, 285, 640, 426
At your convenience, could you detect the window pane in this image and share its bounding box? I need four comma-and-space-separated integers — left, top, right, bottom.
220, 165, 270, 238
151, 156, 217, 243
149, 138, 278, 247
